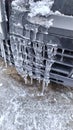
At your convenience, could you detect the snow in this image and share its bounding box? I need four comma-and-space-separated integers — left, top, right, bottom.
28, 0, 54, 17
12, 0, 73, 18
12, 0, 54, 17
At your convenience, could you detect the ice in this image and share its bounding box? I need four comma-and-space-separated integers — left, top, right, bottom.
0, 24, 3, 35
10, 34, 57, 89
1, 40, 7, 67
30, 77, 33, 84
24, 76, 28, 84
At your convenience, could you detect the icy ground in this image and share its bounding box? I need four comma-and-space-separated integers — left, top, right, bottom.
0, 59, 73, 130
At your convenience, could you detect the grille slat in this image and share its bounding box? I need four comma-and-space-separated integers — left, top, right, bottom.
51, 47, 73, 84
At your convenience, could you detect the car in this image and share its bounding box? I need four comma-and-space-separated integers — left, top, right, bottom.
0, 0, 73, 87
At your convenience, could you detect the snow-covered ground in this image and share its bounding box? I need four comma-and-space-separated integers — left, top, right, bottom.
0, 58, 73, 130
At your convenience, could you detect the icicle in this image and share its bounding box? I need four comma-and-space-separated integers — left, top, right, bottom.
24, 76, 28, 84
38, 78, 41, 84
41, 80, 46, 96
2, 41, 7, 67
30, 77, 33, 84
53, 46, 57, 56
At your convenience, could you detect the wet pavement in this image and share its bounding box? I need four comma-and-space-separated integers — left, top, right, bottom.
0, 59, 73, 130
